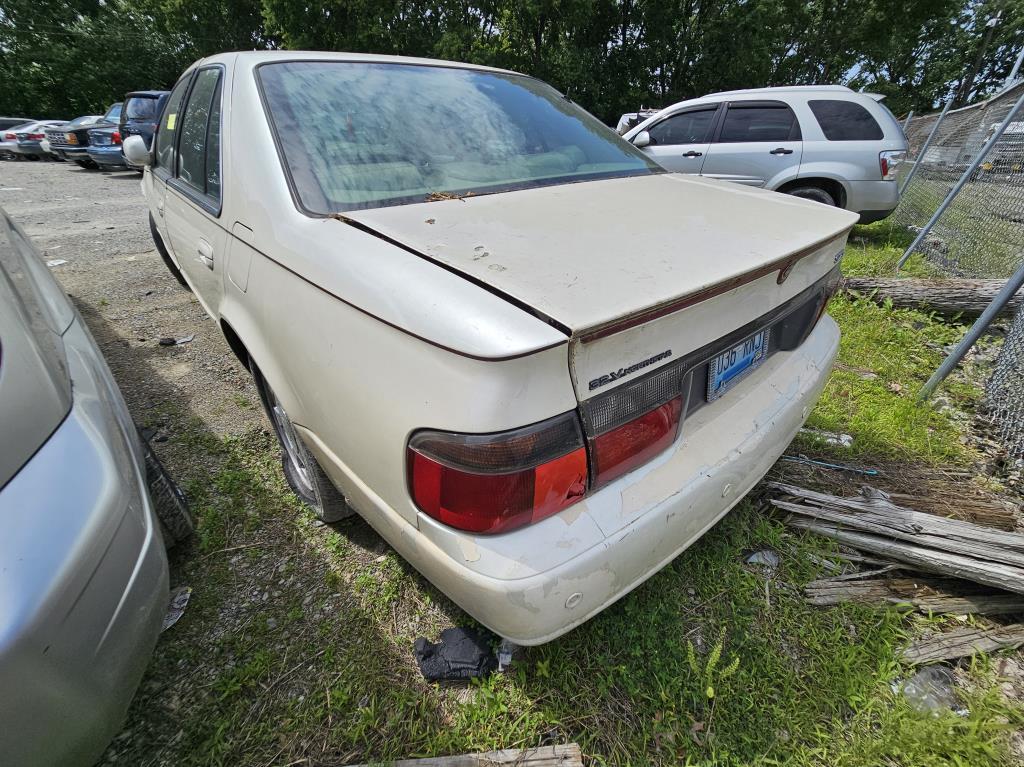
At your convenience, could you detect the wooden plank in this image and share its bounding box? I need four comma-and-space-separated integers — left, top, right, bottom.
786, 519, 1024, 595
342, 744, 584, 767
769, 482, 1024, 552
804, 575, 1024, 614
903, 624, 1024, 664
773, 500, 1024, 569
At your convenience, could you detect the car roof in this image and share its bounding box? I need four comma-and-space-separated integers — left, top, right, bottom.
189, 49, 519, 78
125, 90, 169, 98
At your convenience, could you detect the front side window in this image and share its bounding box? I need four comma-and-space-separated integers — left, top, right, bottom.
647, 108, 717, 146
176, 68, 222, 201
155, 75, 192, 171
103, 103, 122, 123
718, 104, 799, 143
258, 61, 661, 214
809, 99, 884, 141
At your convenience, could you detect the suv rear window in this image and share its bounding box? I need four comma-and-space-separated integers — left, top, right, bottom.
809, 100, 883, 141
125, 97, 157, 120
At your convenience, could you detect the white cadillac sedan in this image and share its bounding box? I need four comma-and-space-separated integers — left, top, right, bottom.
126, 51, 856, 645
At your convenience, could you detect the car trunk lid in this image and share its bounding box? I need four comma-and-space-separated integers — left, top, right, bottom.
340, 173, 857, 396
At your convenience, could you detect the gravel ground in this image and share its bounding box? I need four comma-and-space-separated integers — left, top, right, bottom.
0, 160, 263, 446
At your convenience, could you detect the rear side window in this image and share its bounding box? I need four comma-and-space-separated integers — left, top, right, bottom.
718, 103, 799, 143
125, 97, 157, 120
176, 68, 223, 202
809, 100, 883, 141
155, 76, 192, 171
648, 108, 717, 145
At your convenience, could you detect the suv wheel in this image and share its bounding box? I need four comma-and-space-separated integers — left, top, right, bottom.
785, 186, 836, 206
251, 363, 354, 523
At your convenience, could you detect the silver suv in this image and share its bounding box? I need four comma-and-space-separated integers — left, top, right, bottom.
623, 85, 908, 223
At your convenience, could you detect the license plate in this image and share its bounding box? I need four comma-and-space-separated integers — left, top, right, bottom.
707, 328, 770, 401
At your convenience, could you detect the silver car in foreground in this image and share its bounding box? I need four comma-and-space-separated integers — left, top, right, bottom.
624, 85, 908, 222
0, 207, 169, 766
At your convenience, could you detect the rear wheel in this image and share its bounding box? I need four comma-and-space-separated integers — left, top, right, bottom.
784, 186, 836, 206
149, 213, 190, 291
251, 364, 354, 523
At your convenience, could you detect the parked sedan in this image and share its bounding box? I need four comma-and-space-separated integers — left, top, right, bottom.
127, 51, 853, 645
86, 125, 128, 169
60, 103, 122, 168
0, 207, 170, 765
0, 121, 34, 159
13, 120, 67, 159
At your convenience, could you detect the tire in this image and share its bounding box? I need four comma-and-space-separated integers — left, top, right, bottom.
75, 159, 97, 169
149, 213, 191, 291
251, 363, 354, 523
142, 435, 194, 548
784, 186, 836, 206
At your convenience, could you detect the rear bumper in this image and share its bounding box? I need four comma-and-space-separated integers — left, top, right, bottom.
13, 143, 44, 156
86, 145, 127, 166
318, 315, 840, 645
847, 179, 898, 221
0, 317, 168, 767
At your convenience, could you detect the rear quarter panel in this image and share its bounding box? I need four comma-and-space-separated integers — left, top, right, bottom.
227, 245, 577, 528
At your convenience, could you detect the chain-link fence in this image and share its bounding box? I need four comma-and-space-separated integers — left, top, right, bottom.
893, 82, 1024, 460
894, 81, 1024, 279
986, 303, 1024, 460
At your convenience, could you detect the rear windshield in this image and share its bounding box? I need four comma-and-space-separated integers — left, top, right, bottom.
809, 99, 884, 141
103, 103, 122, 122
258, 61, 660, 214
125, 97, 158, 120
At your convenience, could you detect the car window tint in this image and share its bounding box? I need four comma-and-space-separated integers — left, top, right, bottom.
176, 68, 220, 197
156, 76, 192, 171
718, 105, 797, 143
126, 97, 157, 120
647, 109, 716, 145
809, 99, 884, 141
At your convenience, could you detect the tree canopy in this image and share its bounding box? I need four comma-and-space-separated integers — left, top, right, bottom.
1, 0, 1020, 122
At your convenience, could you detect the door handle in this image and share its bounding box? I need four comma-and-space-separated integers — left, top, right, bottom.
682, 150, 703, 158
770, 147, 794, 155
197, 239, 214, 270
156, 198, 164, 215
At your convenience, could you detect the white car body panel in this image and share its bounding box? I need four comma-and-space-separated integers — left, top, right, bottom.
140, 50, 853, 643
345, 173, 856, 334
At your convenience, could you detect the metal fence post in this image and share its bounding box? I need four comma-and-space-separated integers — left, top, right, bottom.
902, 110, 915, 130
899, 99, 952, 196
918, 259, 1024, 400
897, 89, 1024, 271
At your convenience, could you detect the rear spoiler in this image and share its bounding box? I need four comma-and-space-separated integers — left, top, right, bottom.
864, 92, 886, 102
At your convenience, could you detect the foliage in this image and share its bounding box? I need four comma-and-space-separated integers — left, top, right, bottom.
1, 0, 1020, 121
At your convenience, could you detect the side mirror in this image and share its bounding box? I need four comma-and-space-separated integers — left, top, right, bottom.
632, 130, 651, 149
123, 134, 151, 167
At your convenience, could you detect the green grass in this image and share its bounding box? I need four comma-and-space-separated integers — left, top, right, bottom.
108, 225, 1021, 766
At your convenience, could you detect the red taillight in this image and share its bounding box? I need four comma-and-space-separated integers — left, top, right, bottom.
408, 412, 588, 534
3, 132, 14, 140
592, 397, 683, 489
112, 131, 121, 144
27, 133, 44, 140
879, 156, 889, 178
